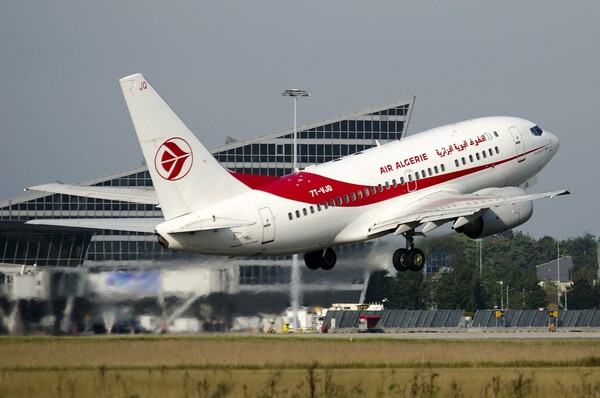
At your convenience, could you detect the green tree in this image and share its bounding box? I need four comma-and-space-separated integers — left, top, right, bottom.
436, 235, 483, 311
364, 270, 393, 304
564, 233, 598, 278
520, 275, 546, 309
567, 270, 599, 309
388, 270, 429, 309
534, 236, 559, 265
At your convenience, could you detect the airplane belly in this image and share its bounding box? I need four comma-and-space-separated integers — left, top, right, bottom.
163, 225, 263, 256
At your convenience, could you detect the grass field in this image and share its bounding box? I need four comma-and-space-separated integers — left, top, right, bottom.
1, 335, 599, 397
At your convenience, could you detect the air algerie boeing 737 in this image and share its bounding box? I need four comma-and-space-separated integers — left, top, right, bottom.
27, 73, 569, 272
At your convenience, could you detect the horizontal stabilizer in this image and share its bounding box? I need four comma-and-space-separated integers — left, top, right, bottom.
26, 183, 159, 205
160, 215, 256, 234
26, 218, 162, 233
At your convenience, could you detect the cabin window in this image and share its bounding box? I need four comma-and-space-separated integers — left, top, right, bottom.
495, 146, 500, 154
441, 164, 446, 172
303, 208, 308, 216
310, 206, 314, 214
295, 210, 301, 218
337, 197, 343, 205
364, 188, 370, 197
455, 159, 460, 167
461, 157, 466, 165
489, 148, 494, 156
476, 153, 480, 161
317, 204, 322, 211
371, 186, 377, 194
434, 166, 439, 174
482, 151, 487, 158
421, 170, 426, 178
415, 173, 420, 180
469, 155, 473, 163
400, 177, 405, 184
378, 184, 383, 192
385, 181, 390, 190
288, 212, 293, 220
357, 190, 363, 199
427, 168, 432, 176
392, 179, 397, 187
351, 192, 356, 201
408, 174, 413, 182
330, 199, 336, 207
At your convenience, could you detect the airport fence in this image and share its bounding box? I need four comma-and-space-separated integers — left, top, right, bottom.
323, 309, 464, 330
471, 309, 600, 328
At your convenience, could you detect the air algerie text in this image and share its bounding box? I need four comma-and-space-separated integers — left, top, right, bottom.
379, 153, 428, 174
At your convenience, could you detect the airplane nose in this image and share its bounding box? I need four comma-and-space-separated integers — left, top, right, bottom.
542, 130, 560, 159
548, 131, 560, 152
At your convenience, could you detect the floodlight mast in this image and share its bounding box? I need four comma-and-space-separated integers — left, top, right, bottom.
281, 89, 310, 334
281, 89, 311, 172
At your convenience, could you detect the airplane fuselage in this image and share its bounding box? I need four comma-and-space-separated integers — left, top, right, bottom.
156, 116, 559, 256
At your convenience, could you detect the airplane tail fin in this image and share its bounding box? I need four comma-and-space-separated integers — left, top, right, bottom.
119, 73, 249, 221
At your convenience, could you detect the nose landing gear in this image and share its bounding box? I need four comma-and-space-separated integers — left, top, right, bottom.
393, 231, 425, 272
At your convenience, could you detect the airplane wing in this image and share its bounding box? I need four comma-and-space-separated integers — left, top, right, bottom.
368, 189, 570, 237
25, 183, 159, 205
25, 218, 162, 233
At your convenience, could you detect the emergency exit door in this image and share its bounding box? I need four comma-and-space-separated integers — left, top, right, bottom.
258, 207, 275, 244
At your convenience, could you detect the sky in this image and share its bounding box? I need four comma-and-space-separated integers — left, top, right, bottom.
0, 1, 598, 241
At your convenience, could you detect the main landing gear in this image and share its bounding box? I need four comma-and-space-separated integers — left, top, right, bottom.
304, 248, 337, 271
393, 231, 425, 272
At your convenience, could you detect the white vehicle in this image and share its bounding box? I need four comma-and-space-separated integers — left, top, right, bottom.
28, 74, 569, 272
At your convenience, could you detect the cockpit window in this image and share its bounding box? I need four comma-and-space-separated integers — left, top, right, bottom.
530, 125, 543, 136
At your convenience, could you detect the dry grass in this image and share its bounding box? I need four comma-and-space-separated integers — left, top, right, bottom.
1, 335, 599, 370
0, 336, 599, 397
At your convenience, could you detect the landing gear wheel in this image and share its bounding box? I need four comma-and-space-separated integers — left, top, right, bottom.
406, 248, 425, 272
304, 248, 337, 270
393, 248, 408, 272
320, 248, 336, 270
304, 252, 321, 270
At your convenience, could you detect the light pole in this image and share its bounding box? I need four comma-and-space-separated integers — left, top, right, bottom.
499, 281, 504, 310
281, 89, 310, 333
557, 240, 561, 308
476, 239, 483, 277
281, 89, 310, 172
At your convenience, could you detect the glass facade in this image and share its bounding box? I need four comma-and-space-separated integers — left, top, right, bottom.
213, 104, 409, 176
0, 98, 414, 274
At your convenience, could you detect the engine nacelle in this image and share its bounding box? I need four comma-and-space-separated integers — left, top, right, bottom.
456, 187, 534, 239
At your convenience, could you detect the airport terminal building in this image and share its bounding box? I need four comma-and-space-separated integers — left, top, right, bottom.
0, 97, 416, 316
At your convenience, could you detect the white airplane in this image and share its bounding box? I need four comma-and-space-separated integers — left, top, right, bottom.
27, 73, 569, 272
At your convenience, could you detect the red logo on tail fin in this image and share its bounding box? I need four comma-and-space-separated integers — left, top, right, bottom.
154, 138, 193, 181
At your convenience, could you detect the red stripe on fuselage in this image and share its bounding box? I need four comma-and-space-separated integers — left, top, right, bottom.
230, 172, 280, 189
231, 144, 549, 207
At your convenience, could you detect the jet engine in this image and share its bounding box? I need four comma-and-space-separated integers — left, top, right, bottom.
455, 187, 534, 239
